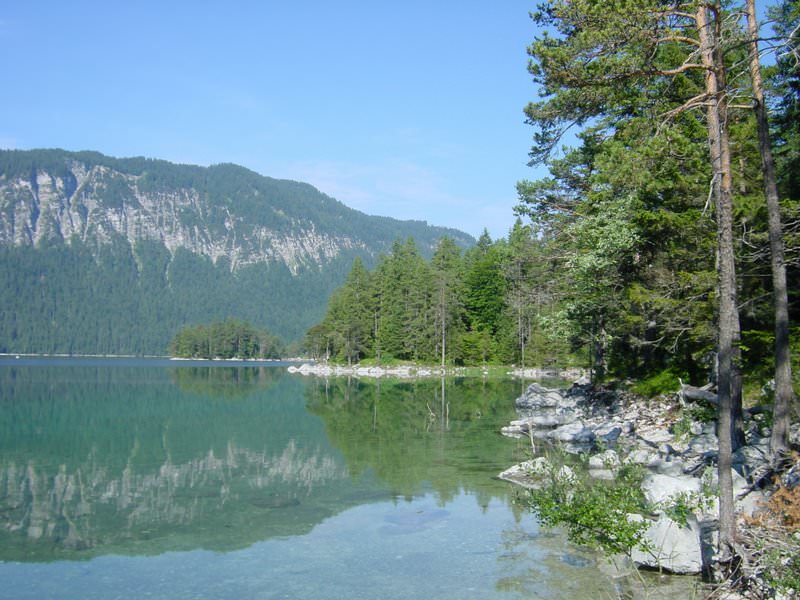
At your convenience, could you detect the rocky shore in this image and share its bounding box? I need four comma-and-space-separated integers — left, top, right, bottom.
287, 363, 447, 377
499, 381, 800, 580
287, 362, 586, 380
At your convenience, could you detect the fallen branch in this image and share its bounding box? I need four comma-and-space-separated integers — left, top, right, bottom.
680, 382, 719, 405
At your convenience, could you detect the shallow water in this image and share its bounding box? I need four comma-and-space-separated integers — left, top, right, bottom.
0, 358, 695, 598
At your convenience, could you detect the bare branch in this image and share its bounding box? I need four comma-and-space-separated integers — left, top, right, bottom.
657, 35, 701, 47
703, 173, 718, 217
649, 63, 707, 76
654, 10, 697, 21
659, 91, 712, 121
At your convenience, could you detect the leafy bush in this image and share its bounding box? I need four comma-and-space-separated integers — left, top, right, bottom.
630, 369, 685, 398
517, 458, 652, 555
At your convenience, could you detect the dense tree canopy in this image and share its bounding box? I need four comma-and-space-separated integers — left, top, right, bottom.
304, 233, 575, 367
307, 0, 799, 418
169, 319, 284, 359
511, 0, 799, 565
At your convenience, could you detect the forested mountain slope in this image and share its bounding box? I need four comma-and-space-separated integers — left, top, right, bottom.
0, 149, 473, 354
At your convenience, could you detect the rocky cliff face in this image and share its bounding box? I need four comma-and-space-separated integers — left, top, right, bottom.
0, 149, 474, 350
0, 160, 364, 274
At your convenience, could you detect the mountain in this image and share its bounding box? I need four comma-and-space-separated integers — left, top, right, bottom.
0, 149, 474, 354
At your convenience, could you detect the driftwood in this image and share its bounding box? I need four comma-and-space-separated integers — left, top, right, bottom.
680, 382, 719, 405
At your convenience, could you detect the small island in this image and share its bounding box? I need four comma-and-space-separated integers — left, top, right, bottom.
169, 319, 284, 360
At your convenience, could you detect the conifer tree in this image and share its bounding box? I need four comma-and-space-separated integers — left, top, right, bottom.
519, 0, 755, 564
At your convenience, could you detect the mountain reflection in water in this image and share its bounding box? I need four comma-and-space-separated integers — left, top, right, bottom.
0, 361, 527, 562
1, 360, 704, 599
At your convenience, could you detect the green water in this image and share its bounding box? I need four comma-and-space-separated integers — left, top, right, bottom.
0, 358, 652, 599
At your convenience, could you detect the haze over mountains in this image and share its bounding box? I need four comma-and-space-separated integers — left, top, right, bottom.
0, 149, 474, 354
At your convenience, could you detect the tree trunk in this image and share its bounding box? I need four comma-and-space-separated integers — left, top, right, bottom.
720, 90, 747, 453
698, 1, 737, 560
745, 0, 795, 457
440, 286, 446, 369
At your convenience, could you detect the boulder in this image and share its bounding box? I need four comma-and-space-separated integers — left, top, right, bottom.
626, 448, 658, 466
629, 513, 703, 574
529, 411, 579, 427
637, 427, 674, 446
642, 473, 702, 505
497, 458, 576, 488
515, 383, 562, 410
594, 424, 623, 445
790, 422, 800, 447
588, 469, 616, 480
737, 488, 768, 518
588, 449, 620, 470
732, 443, 771, 480
498, 459, 547, 488
549, 422, 595, 443
645, 458, 687, 478
783, 461, 800, 490
574, 428, 597, 444
687, 432, 718, 456
499, 458, 543, 479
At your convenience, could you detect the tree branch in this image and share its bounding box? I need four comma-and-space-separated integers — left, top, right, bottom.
659, 91, 712, 121
657, 35, 701, 47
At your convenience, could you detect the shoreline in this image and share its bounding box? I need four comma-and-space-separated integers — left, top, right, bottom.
287, 362, 587, 380
497, 380, 800, 585
0, 352, 171, 359
0, 353, 306, 362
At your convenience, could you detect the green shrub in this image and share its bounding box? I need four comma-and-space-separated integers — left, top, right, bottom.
517, 458, 652, 556
630, 369, 685, 398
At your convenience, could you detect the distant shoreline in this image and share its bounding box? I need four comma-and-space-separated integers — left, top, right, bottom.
168, 356, 301, 363
287, 362, 586, 380
0, 352, 170, 359
0, 353, 307, 364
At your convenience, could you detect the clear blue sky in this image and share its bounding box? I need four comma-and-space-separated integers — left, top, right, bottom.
0, 1, 545, 240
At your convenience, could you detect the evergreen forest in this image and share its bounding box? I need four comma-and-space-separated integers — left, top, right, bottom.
0, 149, 472, 355
307, 2, 800, 575
169, 319, 284, 359
304, 231, 573, 368
0, 238, 360, 355
308, 0, 800, 400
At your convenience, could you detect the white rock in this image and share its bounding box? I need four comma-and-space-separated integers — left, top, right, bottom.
588, 449, 620, 470
530, 413, 576, 427
625, 448, 656, 465
545, 421, 595, 443
646, 458, 686, 477
642, 473, 702, 505
638, 428, 674, 445
556, 396, 578, 409
629, 513, 703, 574
688, 433, 718, 455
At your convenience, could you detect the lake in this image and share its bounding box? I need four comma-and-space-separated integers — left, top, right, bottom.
0, 357, 650, 599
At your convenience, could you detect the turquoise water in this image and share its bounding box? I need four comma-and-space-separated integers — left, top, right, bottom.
0, 358, 626, 599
